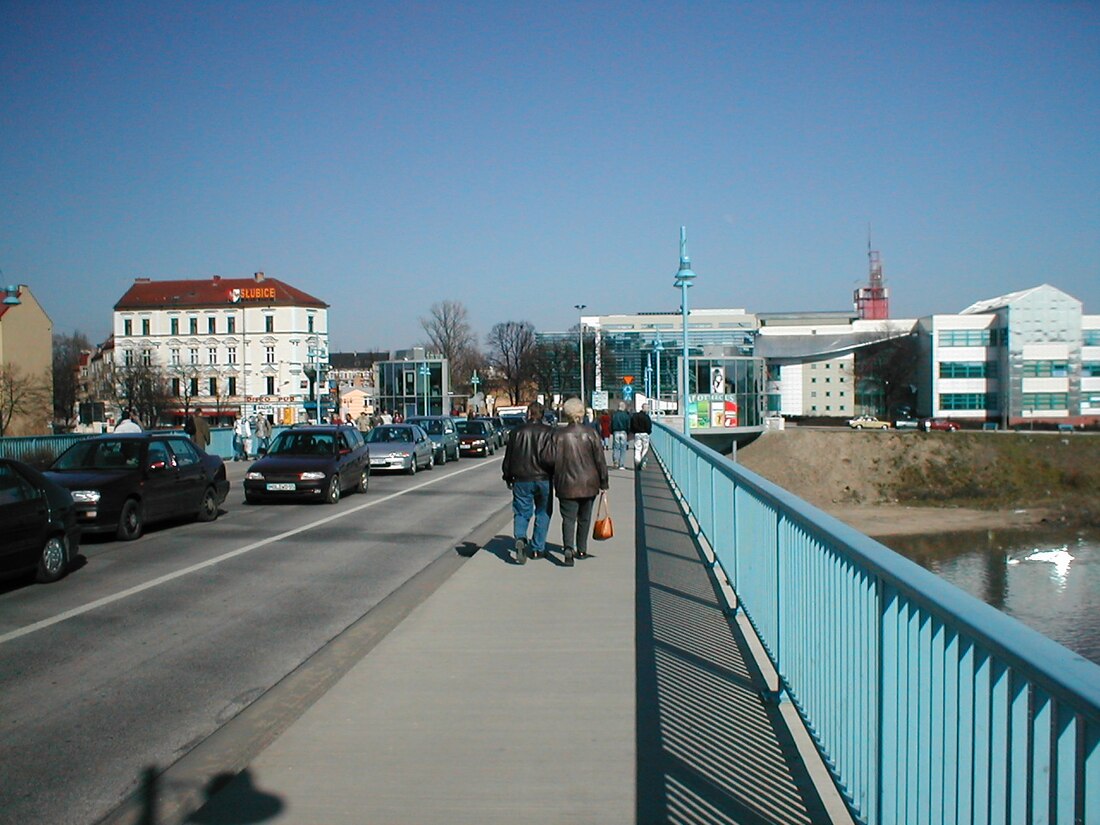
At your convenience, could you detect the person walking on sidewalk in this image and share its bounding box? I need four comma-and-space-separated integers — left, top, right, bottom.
186, 407, 211, 450
629, 403, 653, 469
502, 401, 555, 565
553, 397, 609, 566
610, 402, 630, 470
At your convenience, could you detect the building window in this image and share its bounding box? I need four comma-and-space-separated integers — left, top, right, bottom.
1022, 393, 1069, 411
308, 315, 315, 333
227, 347, 237, 365
810, 391, 817, 398
207, 317, 216, 334
208, 378, 217, 396
266, 376, 275, 395
1022, 361, 1069, 378
141, 319, 150, 335
189, 348, 199, 365
811, 378, 817, 383
1084, 330, 1100, 346
940, 393, 995, 410
939, 329, 995, 347
940, 361, 998, 378
1082, 362, 1100, 377
141, 349, 152, 366
227, 316, 236, 334
170, 348, 180, 366
208, 347, 217, 365
189, 378, 199, 396
171, 378, 180, 396
228, 376, 237, 395
189, 317, 198, 335
265, 316, 274, 333
123, 319, 133, 336
124, 349, 134, 365
265, 346, 275, 364
170, 318, 179, 335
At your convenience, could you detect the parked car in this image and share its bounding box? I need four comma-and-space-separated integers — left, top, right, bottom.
455, 419, 497, 456
500, 414, 526, 436
45, 433, 230, 540
365, 424, 434, 474
474, 417, 506, 449
406, 416, 460, 464
847, 415, 891, 430
0, 458, 80, 583
923, 418, 960, 432
894, 417, 921, 430
244, 425, 370, 504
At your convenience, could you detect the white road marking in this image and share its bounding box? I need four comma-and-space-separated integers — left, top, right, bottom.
0, 458, 501, 646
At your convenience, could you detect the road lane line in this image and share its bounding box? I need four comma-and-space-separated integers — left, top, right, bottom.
0, 458, 501, 646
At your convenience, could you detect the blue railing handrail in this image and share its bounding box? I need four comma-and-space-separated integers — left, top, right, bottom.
650, 421, 1100, 823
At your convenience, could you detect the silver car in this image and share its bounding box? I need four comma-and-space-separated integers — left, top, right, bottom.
365, 424, 434, 474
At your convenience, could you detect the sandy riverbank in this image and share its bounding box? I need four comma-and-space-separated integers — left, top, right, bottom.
821, 502, 1049, 538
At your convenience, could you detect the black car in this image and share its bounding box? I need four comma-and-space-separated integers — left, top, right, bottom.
45, 433, 231, 541
243, 425, 370, 504
474, 417, 506, 449
0, 458, 80, 583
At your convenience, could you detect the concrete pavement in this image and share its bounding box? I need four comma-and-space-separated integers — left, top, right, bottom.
189, 466, 639, 824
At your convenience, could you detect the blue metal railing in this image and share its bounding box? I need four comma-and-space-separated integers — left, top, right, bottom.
0, 427, 291, 465
650, 422, 1100, 824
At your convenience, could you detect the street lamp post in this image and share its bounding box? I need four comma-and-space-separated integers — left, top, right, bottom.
574, 304, 587, 408
644, 353, 653, 399
470, 370, 481, 413
419, 363, 430, 415
653, 336, 664, 416
673, 227, 697, 434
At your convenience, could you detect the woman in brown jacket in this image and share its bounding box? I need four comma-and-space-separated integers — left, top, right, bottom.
553, 397, 609, 566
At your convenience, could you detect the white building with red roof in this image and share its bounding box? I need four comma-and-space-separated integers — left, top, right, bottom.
113, 272, 330, 425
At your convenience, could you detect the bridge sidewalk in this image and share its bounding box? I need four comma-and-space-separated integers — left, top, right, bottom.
191, 458, 841, 824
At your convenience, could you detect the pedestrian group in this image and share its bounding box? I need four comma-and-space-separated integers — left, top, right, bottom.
502, 398, 652, 566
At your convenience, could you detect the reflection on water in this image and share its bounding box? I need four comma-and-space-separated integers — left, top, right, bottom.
881, 527, 1100, 666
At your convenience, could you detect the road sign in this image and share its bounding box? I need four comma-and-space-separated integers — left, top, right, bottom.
591, 390, 609, 410
622, 384, 634, 400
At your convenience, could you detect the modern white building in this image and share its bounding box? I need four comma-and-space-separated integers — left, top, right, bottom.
916, 284, 1100, 426
112, 272, 329, 425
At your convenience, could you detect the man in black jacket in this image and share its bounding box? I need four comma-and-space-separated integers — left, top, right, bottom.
629, 405, 653, 469
502, 401, 555, 564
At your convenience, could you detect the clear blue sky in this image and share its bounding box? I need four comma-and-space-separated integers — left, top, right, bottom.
2, 1, 1098, 350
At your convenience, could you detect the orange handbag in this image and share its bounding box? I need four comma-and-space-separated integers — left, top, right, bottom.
592, 491, 613, 540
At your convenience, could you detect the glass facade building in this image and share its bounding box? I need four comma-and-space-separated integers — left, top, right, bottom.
373, 357, 450, 419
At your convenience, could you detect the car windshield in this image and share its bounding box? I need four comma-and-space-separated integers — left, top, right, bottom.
366, 427, 413, 443
455, 420, 487, 435
268, 431, 336, 456
52, 439, 143, 470
410, 419, 444, 435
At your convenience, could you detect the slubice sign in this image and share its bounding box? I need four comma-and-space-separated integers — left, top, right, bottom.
688, 395, 738, 428
229, 287, 277, 302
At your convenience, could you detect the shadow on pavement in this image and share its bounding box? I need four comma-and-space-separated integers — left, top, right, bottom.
186, 768, 283, 823
634, 463, 832, 824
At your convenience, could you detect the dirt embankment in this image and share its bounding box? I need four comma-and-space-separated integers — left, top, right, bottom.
736, 429, 1100, 537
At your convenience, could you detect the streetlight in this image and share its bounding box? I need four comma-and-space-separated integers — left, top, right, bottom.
419, 362, 430, 415
470, 370, 481, 413
574, 304, 587, 408
644, 352, 653, 399
673, 227, 696, 434
653, 336, 664, 416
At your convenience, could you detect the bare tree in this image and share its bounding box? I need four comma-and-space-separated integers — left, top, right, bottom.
486, 321, 537, 404
110, 363, 172, 429
0, 363, 51, 436
420, 300, 478, 386
53, 331, 92, 430
854, 325, 921, 416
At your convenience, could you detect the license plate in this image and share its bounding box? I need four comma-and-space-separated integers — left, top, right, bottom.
266, 483, 296, 491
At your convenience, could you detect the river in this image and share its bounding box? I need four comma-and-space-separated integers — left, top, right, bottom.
882, 527, 1100, 666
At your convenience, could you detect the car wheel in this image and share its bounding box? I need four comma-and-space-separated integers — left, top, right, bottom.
36, 536, 68, 583
407, 459, 417, 476
855, 425, 863, 430
326, 475, 341, 504
196, 486, 219, 522
437, 448, 446, 465
426, 452, 434, 470
356, 468, 369, 494
117, 498, 144, 541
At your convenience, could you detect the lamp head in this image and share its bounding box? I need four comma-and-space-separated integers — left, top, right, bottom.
674, 226, 696, 285
3, 285, 20, 305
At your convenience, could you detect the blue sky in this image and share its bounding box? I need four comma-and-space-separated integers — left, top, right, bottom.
2, 1, 1097, 350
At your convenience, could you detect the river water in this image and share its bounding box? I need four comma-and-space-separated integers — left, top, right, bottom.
882, 527, 1100, 666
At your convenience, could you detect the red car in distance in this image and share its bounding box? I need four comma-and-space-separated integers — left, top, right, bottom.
922, 418, 960, 432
